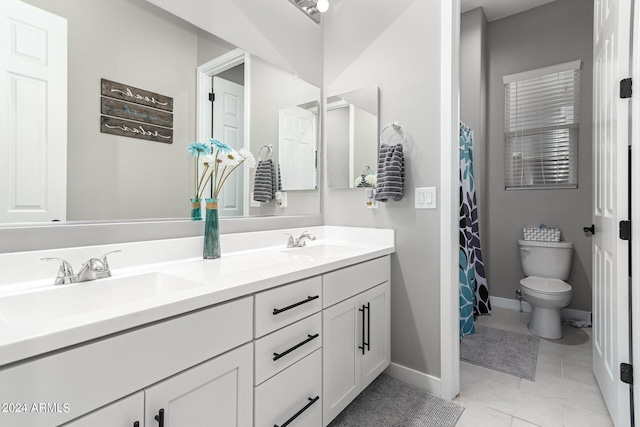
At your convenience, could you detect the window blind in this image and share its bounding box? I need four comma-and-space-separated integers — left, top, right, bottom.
504, 60, 581, 189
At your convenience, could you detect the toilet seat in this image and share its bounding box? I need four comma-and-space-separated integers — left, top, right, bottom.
520, 276, 572, 295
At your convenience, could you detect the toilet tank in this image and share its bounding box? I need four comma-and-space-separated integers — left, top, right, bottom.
518, 240, 574, 280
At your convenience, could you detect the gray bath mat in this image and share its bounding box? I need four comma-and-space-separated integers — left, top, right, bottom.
329, 374, 464, 427
461, 325, 540, 381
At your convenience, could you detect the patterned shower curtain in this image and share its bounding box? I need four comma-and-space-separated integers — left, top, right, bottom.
459, 123, 491, 339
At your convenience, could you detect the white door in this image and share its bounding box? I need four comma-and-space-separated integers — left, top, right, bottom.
144, 343, 253, 427
61, 392, 143, 427
0, 0, 67, 223
212, 76, 244, 217
278, 106, 317, 190
592, 0, 632, 425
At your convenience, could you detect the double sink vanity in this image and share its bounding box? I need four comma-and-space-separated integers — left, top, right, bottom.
0, 226, 394, 427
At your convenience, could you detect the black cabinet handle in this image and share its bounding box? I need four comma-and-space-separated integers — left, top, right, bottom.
134, 422, 139, 427
154, 408, 164, 427
358, 304, 366, 355
365, 302, 371, 352
274, 396, 319, 427
273, 334, 319, 361
273, 295, 319, 315
584, 224, 595, 234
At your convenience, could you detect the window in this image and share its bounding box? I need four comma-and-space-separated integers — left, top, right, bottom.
504, 60, 581, 189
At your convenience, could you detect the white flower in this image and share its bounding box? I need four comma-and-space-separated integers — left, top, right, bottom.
219, 150, 241, 167
239, 148, 256, 168
199, 153, 217, 166
365, 174, 377, 187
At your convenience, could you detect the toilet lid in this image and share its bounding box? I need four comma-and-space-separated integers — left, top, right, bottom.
520, 276, 572, 294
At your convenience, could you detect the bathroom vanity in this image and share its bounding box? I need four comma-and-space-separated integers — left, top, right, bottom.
0, 226, 393, 427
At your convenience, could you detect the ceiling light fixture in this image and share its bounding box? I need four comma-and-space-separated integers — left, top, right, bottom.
287, 0, 329, 24
316, 0, 329, 13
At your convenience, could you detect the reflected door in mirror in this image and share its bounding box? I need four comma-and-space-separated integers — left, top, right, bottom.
278, 107, 317, 191
1, 1, 67, 223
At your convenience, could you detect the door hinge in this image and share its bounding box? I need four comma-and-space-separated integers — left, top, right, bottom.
209, 92, 215, 103
621, 363, 633, 385
620, 78, 632, 98
620, 220, 631, 241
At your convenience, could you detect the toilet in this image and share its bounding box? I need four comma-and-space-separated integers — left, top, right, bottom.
518, 240, 573, 339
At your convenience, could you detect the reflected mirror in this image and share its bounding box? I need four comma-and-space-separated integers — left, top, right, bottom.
326, 86, 379, 189
2, 0, 321, 226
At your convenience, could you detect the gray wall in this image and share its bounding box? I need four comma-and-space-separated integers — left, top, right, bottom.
485, 0, 594, 311
460, 7, 488, 237
324, 0, 443, 378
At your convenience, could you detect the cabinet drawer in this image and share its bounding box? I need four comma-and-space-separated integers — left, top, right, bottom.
323, 256, 390, 308
254, 276, 322, 338
254, 349, 322, 427
254, 312, 321, 385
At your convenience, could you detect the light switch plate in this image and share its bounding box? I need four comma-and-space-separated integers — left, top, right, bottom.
250, 194, 261, 208
276, 191, 287, 208
415, 187, 437, 209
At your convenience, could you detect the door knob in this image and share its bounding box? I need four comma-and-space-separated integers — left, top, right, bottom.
583, 224, 595, 234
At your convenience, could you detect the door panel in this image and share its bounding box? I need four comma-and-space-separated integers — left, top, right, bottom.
213, 76, 244, 217
592, 0, 631, 424
0, 0, 67, 223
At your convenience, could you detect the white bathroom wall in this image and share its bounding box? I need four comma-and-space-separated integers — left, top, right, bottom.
323, 0, 444, 380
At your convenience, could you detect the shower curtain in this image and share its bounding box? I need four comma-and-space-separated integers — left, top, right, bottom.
459, 123, 491, 339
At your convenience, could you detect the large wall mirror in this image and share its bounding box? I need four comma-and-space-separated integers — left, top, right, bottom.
2, 0, 321, 227
326, 86, 379, 189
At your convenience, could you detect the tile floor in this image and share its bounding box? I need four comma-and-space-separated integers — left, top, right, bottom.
454, 307, 614, 427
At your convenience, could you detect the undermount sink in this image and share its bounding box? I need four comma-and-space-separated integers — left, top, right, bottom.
281, 244, 363, 259
0, 272, 205, 327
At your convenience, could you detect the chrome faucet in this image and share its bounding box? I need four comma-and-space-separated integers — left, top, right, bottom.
41, 250, 122, 285
287, 231, 317, 248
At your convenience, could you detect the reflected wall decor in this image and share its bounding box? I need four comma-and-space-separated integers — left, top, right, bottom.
100, 78, 174, 143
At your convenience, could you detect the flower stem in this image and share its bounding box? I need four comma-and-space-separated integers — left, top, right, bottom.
215, 159, 245, 198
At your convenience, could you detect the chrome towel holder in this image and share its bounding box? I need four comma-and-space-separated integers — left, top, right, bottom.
258, 144, 273, 161
380, 122, 405, 146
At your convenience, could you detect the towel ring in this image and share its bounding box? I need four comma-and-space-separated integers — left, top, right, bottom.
258, 144, 272, 161
380, 122, 405, 146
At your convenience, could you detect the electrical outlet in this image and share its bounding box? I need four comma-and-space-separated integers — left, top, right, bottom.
275, 191, 287, 208
250, 193, 261, 208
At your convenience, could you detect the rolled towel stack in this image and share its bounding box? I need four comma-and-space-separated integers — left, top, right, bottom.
375, 143, 404, 202
253, 159, 275, 202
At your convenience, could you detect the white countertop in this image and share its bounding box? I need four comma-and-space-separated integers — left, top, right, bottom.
0, 226, 394, 368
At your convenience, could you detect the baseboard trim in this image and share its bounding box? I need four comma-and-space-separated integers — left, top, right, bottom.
384, 363, 442, 397
490, 296, 592, 323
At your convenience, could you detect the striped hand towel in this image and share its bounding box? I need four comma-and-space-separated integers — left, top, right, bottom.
253, 160, 275, 202
375, 143, 404, 202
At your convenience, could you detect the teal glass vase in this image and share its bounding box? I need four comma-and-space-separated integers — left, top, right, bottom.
190, 198, 202, 221
203, 198, 221, 259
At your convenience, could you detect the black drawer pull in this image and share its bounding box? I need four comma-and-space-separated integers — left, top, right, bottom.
273, 334, 319, 361
154, 408, 164, 427
274, 396, 319, 427
358, 304, 366, 355
273, 295, 319, 315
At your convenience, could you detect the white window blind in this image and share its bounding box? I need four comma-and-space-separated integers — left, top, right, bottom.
504, 60, 581, 189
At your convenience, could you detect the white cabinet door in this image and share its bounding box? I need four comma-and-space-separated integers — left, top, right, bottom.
60, 392, 143, 427
322, 294, 362, 425
145, 343, 253, 427
322, 282, 391, 426
361, 282, 391, 390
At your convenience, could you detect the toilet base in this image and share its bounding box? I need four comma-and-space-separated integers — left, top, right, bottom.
528, 305, 563, 339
